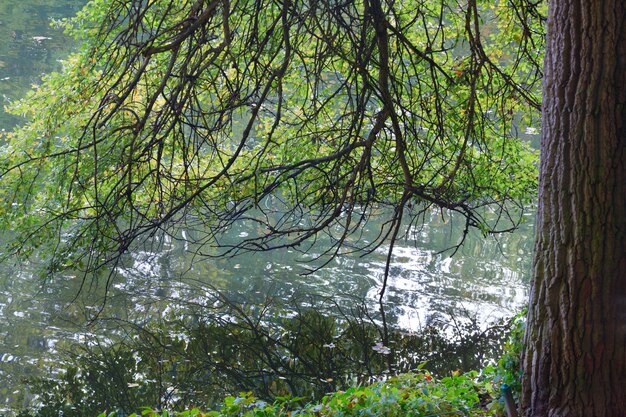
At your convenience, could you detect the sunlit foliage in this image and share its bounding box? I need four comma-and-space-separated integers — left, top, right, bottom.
0, 0, 544, 282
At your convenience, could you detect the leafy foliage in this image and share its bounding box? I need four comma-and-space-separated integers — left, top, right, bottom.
491, 308, 525, 399
197, 371, 495, 417
90, 368, 508, 417
0, 0, 544, 283
22, 369, 505, 417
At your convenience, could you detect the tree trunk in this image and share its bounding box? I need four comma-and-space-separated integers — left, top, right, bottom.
521, 1, 626, 416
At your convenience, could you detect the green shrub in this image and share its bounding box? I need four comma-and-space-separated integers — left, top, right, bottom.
111, 368, 500, 417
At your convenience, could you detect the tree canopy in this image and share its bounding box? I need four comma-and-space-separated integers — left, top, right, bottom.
0, 0, 543, 285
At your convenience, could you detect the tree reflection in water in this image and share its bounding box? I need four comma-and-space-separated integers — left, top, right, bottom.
21, 291, 516, 416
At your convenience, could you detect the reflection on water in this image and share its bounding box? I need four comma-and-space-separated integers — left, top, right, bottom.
0, 0, 535, 412
0, 209, 534, 411
104, 207, 533, 335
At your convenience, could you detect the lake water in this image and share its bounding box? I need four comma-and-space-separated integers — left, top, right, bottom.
0, 0, 535, 412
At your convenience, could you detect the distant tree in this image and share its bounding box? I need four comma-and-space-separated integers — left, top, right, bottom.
521, 1, 626, 415
0, 0, 541, 289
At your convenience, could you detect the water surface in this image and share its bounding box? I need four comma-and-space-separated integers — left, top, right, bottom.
0, 0, 535, 412
0, 0, 84, 129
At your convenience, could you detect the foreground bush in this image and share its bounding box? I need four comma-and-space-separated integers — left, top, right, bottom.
100, 367, 512, 417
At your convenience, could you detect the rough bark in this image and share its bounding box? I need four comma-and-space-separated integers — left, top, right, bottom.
521, 0, 626, 416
